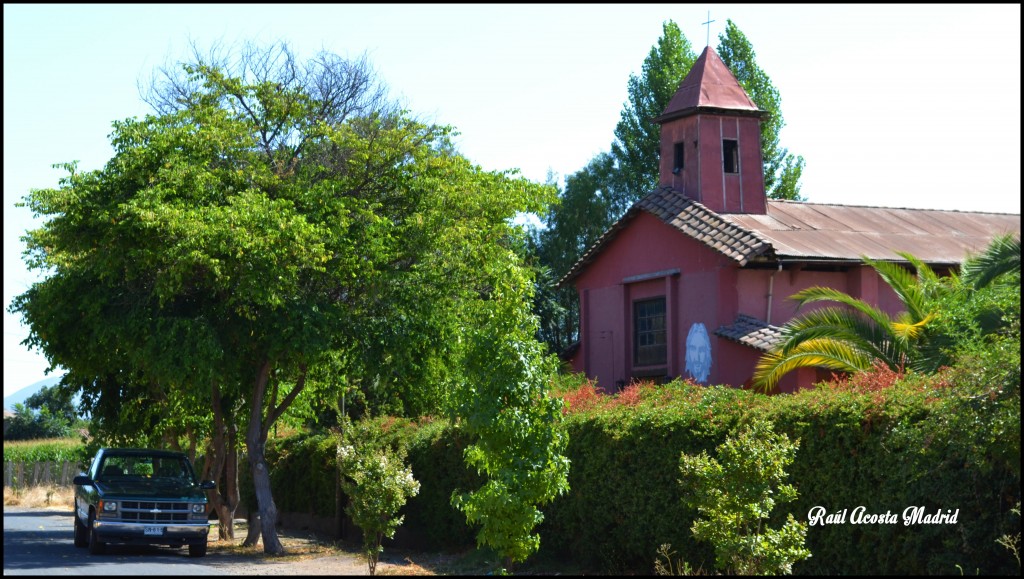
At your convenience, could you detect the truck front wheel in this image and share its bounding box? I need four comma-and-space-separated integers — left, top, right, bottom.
73, 512, 88, 548
87, 512, 106, 555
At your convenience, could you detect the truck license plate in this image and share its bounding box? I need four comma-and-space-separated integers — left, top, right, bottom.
144, 526, 164, 536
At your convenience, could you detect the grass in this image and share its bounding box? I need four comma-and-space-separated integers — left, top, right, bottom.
4, 483, 75, 509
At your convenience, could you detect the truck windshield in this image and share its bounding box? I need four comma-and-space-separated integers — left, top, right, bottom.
97, 455, 197, 484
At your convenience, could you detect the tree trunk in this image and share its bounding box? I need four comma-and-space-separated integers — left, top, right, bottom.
224, 420, 240, 539
213, 497, 235, 540
207, 382, 241, 541
243, 508, 262, 547
206, 384, 228, 539
246, 360, 285, 555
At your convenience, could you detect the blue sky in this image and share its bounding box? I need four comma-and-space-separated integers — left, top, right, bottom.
3, 4, 1021, 397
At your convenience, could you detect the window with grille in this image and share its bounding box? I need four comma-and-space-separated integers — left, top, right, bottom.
633, 297, 666, 367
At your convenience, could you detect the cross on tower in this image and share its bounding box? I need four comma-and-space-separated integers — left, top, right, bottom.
702, 11, 716, 47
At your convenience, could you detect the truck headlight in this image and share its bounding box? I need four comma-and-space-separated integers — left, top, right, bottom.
191, 503, 205, 514
101, 500, 118, 512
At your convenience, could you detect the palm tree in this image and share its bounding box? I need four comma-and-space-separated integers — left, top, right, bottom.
959, 234, 1020, 290
752, 235, 1020, 392
921, 234, 1021, 367
752, 254, 936, 392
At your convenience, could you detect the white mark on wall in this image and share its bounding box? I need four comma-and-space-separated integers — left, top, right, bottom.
685, 322, 712, 383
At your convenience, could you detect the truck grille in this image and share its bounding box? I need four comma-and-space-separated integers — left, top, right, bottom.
119, 501, 190, 522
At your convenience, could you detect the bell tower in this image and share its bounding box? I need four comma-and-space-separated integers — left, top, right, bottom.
655, 46, 767, 214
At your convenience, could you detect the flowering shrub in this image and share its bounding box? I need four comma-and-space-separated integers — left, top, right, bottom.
337, 441, 420, 575
554, 379, 660, 413
557, 380, 604, 415
822, 359, 905, 392
615, 381, 654, 407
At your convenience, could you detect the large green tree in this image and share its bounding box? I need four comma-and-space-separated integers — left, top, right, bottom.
4, 383, 80, 441
24, 383, 79, 427
530, 154, 620, 355
717, 19, 805, 201
610, 20, 698, 203
12, 41, 567, 557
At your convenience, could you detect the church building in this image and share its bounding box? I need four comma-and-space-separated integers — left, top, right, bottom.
559, 46, 1021, 393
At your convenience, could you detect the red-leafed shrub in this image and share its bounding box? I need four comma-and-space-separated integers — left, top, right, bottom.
611, 381, 655, 407
557, 380, 603, 415
822, 360, 904, 392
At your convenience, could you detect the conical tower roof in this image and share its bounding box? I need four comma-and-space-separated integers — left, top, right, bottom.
656, 45, 761, 123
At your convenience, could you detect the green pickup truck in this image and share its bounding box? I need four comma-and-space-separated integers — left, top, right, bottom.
73, 448, 216, 557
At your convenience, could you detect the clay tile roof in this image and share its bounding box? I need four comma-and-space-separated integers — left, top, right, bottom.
715, 314, 784, 352
638, 188, 772, 262
557, 187, 773, 286
656, 46, 760, 123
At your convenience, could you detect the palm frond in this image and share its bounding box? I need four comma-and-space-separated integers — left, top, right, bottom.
776, 306, 905, 366
789, 286, 901, 333
753, 338, 873, 392
752, 237, 1013, 390
895, 251, 952, 302
960, 234, 1021, 290
892, 311, 934, 342
863, 257, 931, 323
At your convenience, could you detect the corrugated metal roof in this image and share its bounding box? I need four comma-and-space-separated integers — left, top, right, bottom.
724, 200, 1021, 264
557, 188, 1021, 286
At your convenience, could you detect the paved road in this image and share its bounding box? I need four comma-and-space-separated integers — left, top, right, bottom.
3, 507, 226, 575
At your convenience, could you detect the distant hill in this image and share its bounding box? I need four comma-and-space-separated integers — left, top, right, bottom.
3, 374, 65, 413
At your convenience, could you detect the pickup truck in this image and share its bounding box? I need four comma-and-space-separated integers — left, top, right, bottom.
73, 448, 216, 557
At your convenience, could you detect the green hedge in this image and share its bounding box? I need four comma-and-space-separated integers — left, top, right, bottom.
243, 354, 1019, 574
396, 417, 482, 549
240, 416, 481, 550
538, 372, 1019, 575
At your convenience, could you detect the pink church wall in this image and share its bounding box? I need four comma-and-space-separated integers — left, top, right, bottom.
715, 337, 809, 394
737, 265, 903, 326
580, 284, 624, 389
574, 212, 728, 290
576, 212, 739, 391
657, 114, 765, 215
668, 116, 766, 215
658, 116, 699, 195
722, 120, 743, 214
575, 213, 910, 392
737, 118, 766, 214
698, 119, 724, 210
